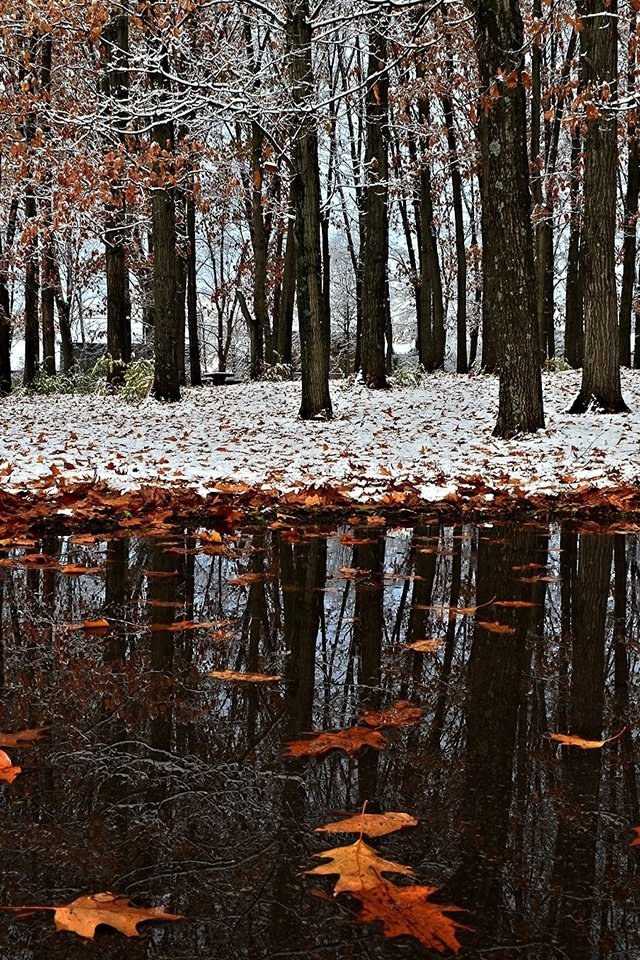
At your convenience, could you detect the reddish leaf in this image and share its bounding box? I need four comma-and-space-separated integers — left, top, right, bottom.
206, 670, 283, 683
354, 881, 469, 954
0, 749, 21, 783
545, 726, 626, 749
286, 727, 386, 758
360, 700, 423, 728
0, 728, 48, 748
315, 812, 418, 838
476, 621, 516, 635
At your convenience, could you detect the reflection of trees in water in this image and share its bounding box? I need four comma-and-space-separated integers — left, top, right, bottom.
0, 524, 636, 957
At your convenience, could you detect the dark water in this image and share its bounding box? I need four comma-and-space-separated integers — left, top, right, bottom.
0, 521, 638, 959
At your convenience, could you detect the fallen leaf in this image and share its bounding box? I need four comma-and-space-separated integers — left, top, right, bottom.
360, 700, 423, 728
60, 564, 101, 575
167, 620, 220, 632
476, 621, 516, 635
206, 670, 283, 683
81, 618, 110, 631
53, 892, 182, 939
226, 572, 269, 586
404, 639, 444, 653
307, 839, 413, 895
0, 749, 21, 783
545, 726, 627, 749
492, 600, 538, 608
354, 881, 469, 954
286, 727, 386, 758
631, 827, 640, 846
315, 812, 418, 838
0, 727, 48, 748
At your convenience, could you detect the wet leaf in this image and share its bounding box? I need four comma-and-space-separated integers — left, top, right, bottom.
545, 727, 626, 749
0, 749, 21, 783
630, 827, 640, 846
360, 700, 423, 728
404, 639, 444, 653
476, 620, 516, 634
286, 727, 386, 758
492, 600, 538, 608
47, 892, 181, 939
206, 670, 283, 683
0, 727, 48, 748
315, 812, 418, 838
81, 618, 110, 631
354, 880, 469, 954
307, 839, 413, 895
60, 564, 101, 575
226, 572, 270, 586
167, 620, 220, 632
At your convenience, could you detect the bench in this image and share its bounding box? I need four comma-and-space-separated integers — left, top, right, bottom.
200, 371, 241, 385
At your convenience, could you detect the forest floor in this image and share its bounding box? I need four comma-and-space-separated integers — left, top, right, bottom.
0, 367, 640, 531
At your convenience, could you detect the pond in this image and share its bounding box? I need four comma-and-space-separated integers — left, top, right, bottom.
0, 519, 637, 958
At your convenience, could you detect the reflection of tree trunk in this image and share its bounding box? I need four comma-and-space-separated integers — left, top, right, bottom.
146, 544, 181, 751
104, 538, 129, 664
353, 537, 384, 804
551, 534, 610, 959
445, 527, 538, 940
429, 528, 462, 752
404, 525, 439, 688
269, 534, 326, 952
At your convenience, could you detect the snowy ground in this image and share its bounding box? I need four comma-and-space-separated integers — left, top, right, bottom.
0, 369, 639, 507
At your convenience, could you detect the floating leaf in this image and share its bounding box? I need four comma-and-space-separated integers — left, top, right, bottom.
404, 639, 444, 653
315, 812, 418, 838
307, 839, 413, 895
631, 827, 640, 847
207, 670, 282, 684
226, 572, 269, 586
545, 726, 626, 749
286, 727, 386, 758
492, 600, 538, 609
167, 620, 220, 632
0, 728, 48, 748
476, 621, 516, 635
354, 881, 469, 954
0, 749, 21, 783
52, 893, 182, 939
60, 564, 101, 575
360, 700, 423, 728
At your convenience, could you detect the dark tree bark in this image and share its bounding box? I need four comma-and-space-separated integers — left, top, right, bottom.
23, 187, 39, 386
149, 12, 180, 403
276, 208, 296, 365
471, 0, 545, 436
287, 0, 332, 418
247, 120, 268, 378
570, 0, 628, 411
104, 8, 131, 385
565, 130, 584, 367
360, 24, 389, 388
40, 37, 55, 376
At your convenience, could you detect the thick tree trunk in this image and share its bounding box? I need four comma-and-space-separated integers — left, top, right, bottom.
565, 131, 584, 367
570, 0, 627, 411
104, 9, 131, 386
23, 189, 39, 386
40, 37, 55, 377
473, 0, 545, 436
277, 211, 296, 365
152, 173, 180, 401
249, 121, 267, 378
360, 26, 389, 388
287, 0, 332, 418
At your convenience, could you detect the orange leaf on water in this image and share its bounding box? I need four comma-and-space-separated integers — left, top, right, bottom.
630, 827, 640, 846
0, 728, 48, 748
354, 881, 469, 954
360, 700, 423, 728
315, 812, 418, 838
52, 893, 182, 939
307, 838, 413, 895
207, 670, 283, 684
492, 600, 538, 608
476, 621, 516, 634
167, 620, 220, 632
545, 726, 627, 749
404, 639, 444, 653
286, 727, 386, 758
0, 749, 21, 783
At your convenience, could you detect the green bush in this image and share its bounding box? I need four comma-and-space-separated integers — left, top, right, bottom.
122, 358, 155, 401
18, 355, 155, 402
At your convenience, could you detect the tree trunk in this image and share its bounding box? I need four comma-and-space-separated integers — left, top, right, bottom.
473, 0, 545, 436
249, 121, 267, 378
287, 0, 332, 418
277, 210, 296, 365
104, 8, 131, 386
442, 67, 467, 372
565, 130, 584, 367
23, 188, 39, 386
570, 0, 628, 411
0, 197, 18, 395
360, 25, 389, 388
40, 37, 55, 377
152, 146, 180, 401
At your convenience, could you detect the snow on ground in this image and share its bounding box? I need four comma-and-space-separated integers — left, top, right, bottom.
0, 369, 638, 504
